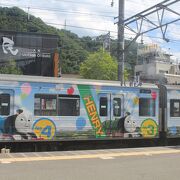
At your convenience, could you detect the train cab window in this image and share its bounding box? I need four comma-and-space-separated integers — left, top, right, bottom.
170, 100, 180, 117
58, 95, 80, 116
139, 98, 156, 116
0, 94, 10, 115
99, 97, 108, 116
113, 98, 121, 117
34, 94, 57, 116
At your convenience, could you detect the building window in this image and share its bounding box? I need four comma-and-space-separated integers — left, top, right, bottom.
136, 72, 141, 76
139, 98, 156, 116
99, 97, 108, 116
170, 100, 180, 117
0, 94, 10, 115
34, 94, 57, 116
113, 98, 121, 117
58, 95, 80, 116
159, 70, 168, 74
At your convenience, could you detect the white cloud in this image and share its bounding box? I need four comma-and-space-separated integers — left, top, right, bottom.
167, 24, 180, 40
172, 52, 180, 62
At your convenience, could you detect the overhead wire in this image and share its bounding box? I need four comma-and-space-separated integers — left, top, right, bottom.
0, 15, 179, 44
0, 14, 179, 45
36, 0, 108, 7
0, 3, 116, 18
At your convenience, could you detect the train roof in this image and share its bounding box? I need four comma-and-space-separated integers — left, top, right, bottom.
164, 84, 180, 90
0, 74, 158, 89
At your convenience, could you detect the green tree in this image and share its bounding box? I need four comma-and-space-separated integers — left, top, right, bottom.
0, 60, 22, 74
58, 30, 88, 74
80, 49, 118, 80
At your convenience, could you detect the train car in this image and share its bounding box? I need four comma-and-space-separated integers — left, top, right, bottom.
161, 85, 180, 138
0, 74, 160, 143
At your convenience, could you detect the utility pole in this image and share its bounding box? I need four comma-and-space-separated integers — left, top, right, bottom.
64, 19, 67, 30
117, 0, 125, 85
103, 31, 111, 53
27, 6, 30, 32
27, 7, 30, 21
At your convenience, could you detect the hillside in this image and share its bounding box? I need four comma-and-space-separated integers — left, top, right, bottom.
0, 6, 138, 76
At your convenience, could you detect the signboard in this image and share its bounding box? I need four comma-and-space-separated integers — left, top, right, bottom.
0, 30, 59, 76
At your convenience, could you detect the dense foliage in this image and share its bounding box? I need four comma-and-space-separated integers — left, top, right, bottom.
0, 60, 22, 74
80, 49, 118, 80
0, 6, 138, 79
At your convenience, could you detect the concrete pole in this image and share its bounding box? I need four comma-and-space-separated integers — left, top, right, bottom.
117, 0, 125, 85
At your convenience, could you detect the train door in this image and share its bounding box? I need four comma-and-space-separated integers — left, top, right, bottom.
0, 89, 14, 135
166, 87, 180, 138
138, 89, 159, 138
98, 93, 124, 136
0, 90, 14, 116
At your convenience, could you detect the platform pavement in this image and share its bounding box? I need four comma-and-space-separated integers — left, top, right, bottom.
0, 146, 180, 163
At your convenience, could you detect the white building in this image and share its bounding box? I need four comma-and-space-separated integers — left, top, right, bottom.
135, 44, 180, 84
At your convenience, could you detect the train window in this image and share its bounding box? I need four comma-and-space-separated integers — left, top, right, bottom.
170, 100, 180, 117
0, 94, 10, 115
139, 98, 156, 116
113, 98, 121, 117
58, 95, 80, 116
140, 89, 151, 94
99, 97, 108, 116
34, 94, 57, 116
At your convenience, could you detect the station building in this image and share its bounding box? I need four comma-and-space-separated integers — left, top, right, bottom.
0, 30, 60, 77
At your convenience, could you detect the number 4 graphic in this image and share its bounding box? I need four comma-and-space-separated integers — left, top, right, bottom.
41, 126, 52, 138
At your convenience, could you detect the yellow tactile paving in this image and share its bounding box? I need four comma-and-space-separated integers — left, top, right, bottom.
0, 147, 180, 163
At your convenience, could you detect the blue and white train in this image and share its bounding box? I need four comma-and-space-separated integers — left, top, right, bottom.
0, 74, 179, 145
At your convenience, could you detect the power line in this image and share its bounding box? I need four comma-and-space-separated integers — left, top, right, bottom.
43, 0, 105, 6
0, 3, 116, 18
1, 11, 180, 43
1, 0, 113, 7
1, 18, 178, 43
2, 2, 179, 30
46, 22, 117, 33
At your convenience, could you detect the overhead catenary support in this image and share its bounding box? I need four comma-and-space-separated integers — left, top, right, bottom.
115, 0, 180, 84
118, 0, 180, 41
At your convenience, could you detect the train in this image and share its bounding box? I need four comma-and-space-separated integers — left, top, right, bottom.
0, 74, 179, 151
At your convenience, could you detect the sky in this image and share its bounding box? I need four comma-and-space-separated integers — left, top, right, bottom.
0, 0, 180, 60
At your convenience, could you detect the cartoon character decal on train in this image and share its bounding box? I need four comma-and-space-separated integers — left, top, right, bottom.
0, 110, 57, 140
0, 109, 34, 140
123, 114, 137, 138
